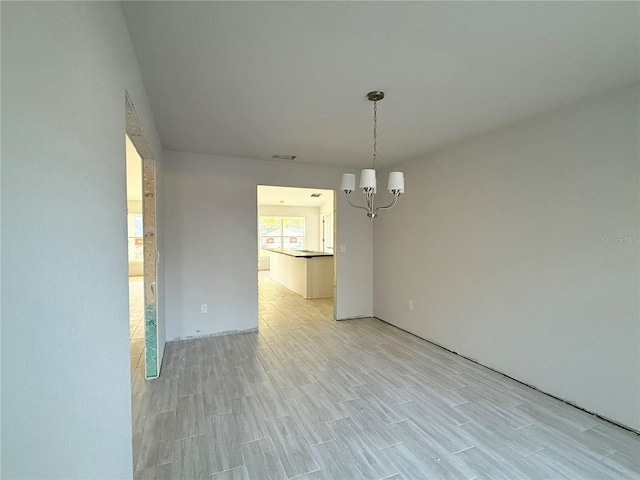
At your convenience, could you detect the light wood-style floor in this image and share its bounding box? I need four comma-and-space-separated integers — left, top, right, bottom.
131, 272, 640, 479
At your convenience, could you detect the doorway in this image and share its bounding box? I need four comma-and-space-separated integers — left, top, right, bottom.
126, 135, 145, 378
256, 185, 336, 321
125, 94, 160, 379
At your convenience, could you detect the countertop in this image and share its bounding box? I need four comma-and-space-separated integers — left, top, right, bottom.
268, 248, 334, 258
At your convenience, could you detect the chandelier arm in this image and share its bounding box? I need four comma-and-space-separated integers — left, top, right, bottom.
345, 193, 371, 212
373, 195, 398, 214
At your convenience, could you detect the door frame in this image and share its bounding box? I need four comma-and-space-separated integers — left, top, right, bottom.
321, 212, 333, 254
256, 186, 338, 320
125, 93, 160, 379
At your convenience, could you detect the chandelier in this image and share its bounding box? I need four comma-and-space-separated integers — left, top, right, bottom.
340, 91, 404, 220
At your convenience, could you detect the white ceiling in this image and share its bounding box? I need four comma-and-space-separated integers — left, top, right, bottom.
258, 185, 333, 207
122, 2, 639, 169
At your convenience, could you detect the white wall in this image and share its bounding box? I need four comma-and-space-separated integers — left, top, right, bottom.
128, 200, 143, 213
319, 197, 334, 216
1, 2, 163, 477
164, 151, 373, 340
374, 84, 640, 431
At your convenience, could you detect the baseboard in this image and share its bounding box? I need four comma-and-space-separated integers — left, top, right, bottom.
336, 315, 374, 321
373, 316, 640, 436
169, 327, 259, 342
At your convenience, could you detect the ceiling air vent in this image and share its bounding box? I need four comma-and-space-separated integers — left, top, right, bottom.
271, 154, 297, 161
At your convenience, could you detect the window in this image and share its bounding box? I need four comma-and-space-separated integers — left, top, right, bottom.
128, 213, 143, 262
259, 216, 305, 252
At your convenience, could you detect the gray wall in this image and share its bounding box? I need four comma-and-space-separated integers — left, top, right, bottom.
163, 150, 373, 341
1, 2, 163, 477
374, 84, 640, 430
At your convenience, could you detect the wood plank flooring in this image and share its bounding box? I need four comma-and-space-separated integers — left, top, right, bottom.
131, 272, 640, 479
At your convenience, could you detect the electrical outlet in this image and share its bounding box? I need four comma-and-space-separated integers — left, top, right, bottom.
340, 244, 346, 253
201, 304, 208, 313
408, 300, 414, 310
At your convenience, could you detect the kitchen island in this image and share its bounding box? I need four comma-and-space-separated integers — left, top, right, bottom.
268, 249, 334, 299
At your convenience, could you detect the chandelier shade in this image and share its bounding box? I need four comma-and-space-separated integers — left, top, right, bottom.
388, 171, 405, 193
359, 169, 376, 190
340, 173, 356, 192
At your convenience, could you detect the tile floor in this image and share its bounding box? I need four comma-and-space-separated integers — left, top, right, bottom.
130, 276, 145, 377
130, 271, 640, 479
